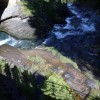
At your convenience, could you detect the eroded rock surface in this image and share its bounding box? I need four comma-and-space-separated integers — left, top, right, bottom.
22, 47, 96, 98
0, 0, 36, 39
0, 44, 96, 98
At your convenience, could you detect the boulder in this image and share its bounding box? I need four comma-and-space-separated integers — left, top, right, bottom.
0, 0, 37, 40
0, 44, 32, 69
0, 0, 8, 18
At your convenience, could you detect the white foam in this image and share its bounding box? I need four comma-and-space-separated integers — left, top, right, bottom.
8, 38, 18, 46
54, 31, 67, 39
67, 3, 81, 18
0, 38, 11, 45
81, 23, 96, 32
63, 24, 75, 30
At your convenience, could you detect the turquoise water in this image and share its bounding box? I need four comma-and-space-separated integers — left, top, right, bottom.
0, 32, 39, 49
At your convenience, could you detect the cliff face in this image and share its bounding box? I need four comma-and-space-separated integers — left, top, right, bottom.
0, 0, 37, 40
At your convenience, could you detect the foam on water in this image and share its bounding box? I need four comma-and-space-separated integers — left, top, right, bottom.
0, 38, 11, 46
0, 32, 35, 49
67, 3, 81, 18
81, 23, 96, 32
48, 3, 96, 40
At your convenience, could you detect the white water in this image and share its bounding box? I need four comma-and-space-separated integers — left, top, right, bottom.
0, 32, 35, 49
43, 3, 97, 42
0, 3, 98, 47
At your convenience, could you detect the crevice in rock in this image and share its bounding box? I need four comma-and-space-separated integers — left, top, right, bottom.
0, 16, 29, 23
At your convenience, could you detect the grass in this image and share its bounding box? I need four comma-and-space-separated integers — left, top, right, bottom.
19, 1, 34, 16
85, 71, 100, 100
0, 60, 6, 75
27, 55, 53, 76
45, 47, 79, 69
87, 89, 100, 100
0, 59, 81, 100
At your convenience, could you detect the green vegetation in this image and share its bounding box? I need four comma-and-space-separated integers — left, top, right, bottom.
0, 60, 6, 74
28, 55, 53, 76
46, 47, 79, 69
87, 89, 100, 100
85, 71, 100, 100
0, 59, 81, 100
19, 0, 78, 36
41, 73, 79, 100
19, 1, 34, 16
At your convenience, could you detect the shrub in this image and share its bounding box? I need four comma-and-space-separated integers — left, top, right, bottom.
41, 73, 80, 100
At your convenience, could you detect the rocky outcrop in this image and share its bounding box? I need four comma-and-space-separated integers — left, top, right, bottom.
0, 0, 37, 40
0, 44, 97, 99
0, 44, 32, 68
22, 48, 97, 98
0, 0, 69, 40
0, 0, 8, 18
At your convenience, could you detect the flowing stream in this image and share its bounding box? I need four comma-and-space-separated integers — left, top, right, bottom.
43, 3, 98, 44
0, 3, 99, 49
0, 32, 39, 49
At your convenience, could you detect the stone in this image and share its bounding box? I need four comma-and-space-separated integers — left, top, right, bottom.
0, 44, 32, 68
0, 0, 37, 40
0, 17, 36, 39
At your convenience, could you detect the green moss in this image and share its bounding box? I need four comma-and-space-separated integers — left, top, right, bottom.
84, 71, 100, 100
0, 60, 6, 74
41, 73, 80, 100
87, 89, 100, 100
28, 55, 53, 76
19, 1, 34, 16
46, 47, 79, 69
0, 58, 81, 100
28, 55, 46, 64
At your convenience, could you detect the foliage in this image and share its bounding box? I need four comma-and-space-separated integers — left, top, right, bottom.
41, 73, 81, 100
41, 71, 81, 100
28, 55, 53, 76
85, 71, 100, 100
19, 0, 34, 16
46, 47, 79, 69
20, 0, 74, 25
0, 60, 6, 74
0, 59, 81, 100
87, 89, 100, 100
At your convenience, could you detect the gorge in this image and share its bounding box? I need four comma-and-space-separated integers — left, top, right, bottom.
0, 0, 100, 100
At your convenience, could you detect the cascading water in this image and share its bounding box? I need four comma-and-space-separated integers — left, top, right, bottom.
0, 3, 99, 50
43, 3, 97, 42
0, 32, 38, 49
43, 3, 100, 76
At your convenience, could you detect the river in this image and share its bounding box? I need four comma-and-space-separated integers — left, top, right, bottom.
0, 3, 100, 50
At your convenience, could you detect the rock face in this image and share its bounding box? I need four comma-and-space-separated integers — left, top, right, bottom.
22, 47, 97, 98
0, 0, 8, 18
0, 44, 32, 68
0, 44, 96, 99
0, 0, 36, 39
